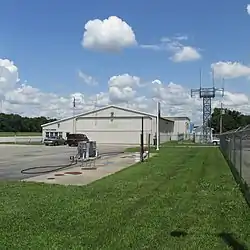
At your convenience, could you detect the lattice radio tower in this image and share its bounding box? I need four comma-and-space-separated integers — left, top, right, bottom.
191, 69, 224, 143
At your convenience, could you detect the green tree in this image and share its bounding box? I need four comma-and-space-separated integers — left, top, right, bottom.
0, 113, 56, 132
210, 108, 249, 133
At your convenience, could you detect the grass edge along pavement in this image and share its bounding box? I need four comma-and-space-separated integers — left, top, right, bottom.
0, 132, 42, 137
0, 141, 43, 145
1, 147, 250, 249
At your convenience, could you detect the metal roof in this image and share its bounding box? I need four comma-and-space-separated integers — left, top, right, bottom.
164, 116, 190, 121
41, 105, 174, 127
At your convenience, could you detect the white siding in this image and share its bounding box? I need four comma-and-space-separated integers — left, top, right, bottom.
76, 116, 153, 144
159, 118, 174, 143
42, 106, 157, 145
42, 119, 74, 139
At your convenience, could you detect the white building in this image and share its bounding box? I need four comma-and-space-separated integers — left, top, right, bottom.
41, 105, 175, 145
193, 125, 213, 143
164, 116, 191, 140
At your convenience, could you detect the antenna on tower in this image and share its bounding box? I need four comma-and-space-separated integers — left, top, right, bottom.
212, 68, 215, 88
199, 68, 202, 88
222, 78, 225, 97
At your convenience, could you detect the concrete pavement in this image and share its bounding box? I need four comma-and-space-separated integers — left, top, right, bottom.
0, 144, 128, 181
23, 153, 140, 186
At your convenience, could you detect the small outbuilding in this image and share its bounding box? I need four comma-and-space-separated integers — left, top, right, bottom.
164, 116, 191, 140
41, 105, 175, 145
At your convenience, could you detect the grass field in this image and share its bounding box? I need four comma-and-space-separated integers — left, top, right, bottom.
1, 147, 250, 249
0, 132, 42, 137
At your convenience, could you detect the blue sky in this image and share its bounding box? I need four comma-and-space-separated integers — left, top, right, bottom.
1, 0, 250, 120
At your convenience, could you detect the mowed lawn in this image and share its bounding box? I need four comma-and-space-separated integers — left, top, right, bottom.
1, 147, 250, 249
0, 132, 42, 137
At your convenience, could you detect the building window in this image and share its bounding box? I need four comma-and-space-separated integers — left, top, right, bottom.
57, 123, 60, 128
46, 132, 49, 138
59, 132, 63, 138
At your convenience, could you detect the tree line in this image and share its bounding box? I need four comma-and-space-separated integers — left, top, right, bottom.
210, 108, 250, 133
0, 113, 56, 133
0, 108, 248, 134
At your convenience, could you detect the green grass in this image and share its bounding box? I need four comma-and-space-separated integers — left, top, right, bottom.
0, 132, 42, 137
125, 146, 157, 153
1, 147, 250, 249
125, 141, 213, 153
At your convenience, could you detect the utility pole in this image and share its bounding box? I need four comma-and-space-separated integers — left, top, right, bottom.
72, 97, 76, 133
220, 78, 225, 135
156, 101, 160, 151
94, 95, 98, 126
220, 102, 225, 134
140, 117, 144, 162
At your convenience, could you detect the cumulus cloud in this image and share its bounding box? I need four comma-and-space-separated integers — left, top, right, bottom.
0, 59, 19, 98
140, 35, 201, 62
171, 46, 201, 62
81, 16, 137, 52
108, 74, 140, 103
247, 4, 250, 15
78, 70, 98, 86
211, 61, 250, 79
2, 58, 250, 125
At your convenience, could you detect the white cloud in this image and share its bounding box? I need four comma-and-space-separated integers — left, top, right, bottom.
2, 58, 250, 126
140, 35, 201, 62
108, 74, 140, 88
78, 70, 98, 86
0, 59, 19, 98
211, 61, 250, 79
81, 16, 137, 52
223, 91, 249, 106
108, 74, 140, 103
171, 46, 201, 62
247, 4, 250, 15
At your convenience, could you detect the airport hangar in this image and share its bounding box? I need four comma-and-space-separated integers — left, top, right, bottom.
41, 105, 190, 145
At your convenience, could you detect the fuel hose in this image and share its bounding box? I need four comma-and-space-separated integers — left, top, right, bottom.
20, 151, 124, 175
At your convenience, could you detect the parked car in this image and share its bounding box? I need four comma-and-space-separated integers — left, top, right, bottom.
44, 136, 66, 146
212, 137, 220, 145
66, 133, 89, 147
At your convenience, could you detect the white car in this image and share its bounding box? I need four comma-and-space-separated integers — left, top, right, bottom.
212, 138, 220, 145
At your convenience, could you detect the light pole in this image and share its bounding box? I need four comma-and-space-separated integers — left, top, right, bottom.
72, 97, 76, 134
156, 101, 160, 151
152, 98, 160, 151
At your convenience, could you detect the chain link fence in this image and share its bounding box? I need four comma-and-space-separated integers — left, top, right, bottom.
219, 125, 250, 204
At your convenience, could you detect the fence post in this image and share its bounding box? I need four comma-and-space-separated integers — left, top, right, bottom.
140, 117, 144, 162
148, 134, 151, 160
239, 132, 242, 179
233, 134, 236, 166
